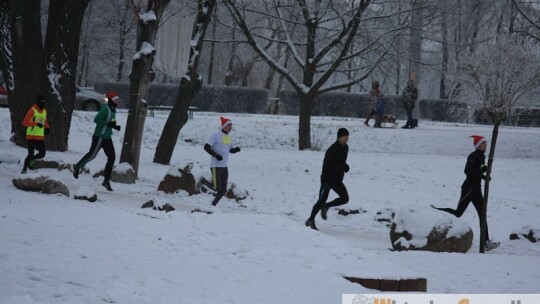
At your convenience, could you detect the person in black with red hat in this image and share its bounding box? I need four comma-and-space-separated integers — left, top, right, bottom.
305, 128, 350, 230
432, 135, 500, 250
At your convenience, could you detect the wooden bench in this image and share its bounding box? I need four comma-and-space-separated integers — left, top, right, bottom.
148, 106, 197, 119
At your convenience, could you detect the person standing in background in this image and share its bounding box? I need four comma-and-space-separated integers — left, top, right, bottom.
364, 80, 380, 127
401, 79, 418, 129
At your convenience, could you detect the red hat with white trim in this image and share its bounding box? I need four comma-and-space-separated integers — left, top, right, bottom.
470, 135, 487, 149
220, 116, 232, 128
105, 91, 120, 105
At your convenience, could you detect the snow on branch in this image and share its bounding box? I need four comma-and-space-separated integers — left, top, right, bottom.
133, 42, 156, 60
275, 7, 305, 69
139, 10, 157, 24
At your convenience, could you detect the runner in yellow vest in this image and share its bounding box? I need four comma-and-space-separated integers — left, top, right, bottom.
21, 95, 50, 174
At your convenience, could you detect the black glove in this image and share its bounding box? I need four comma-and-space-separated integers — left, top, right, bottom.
44, 128, 49, 135
230, 146, 241, 153
344, 164, 350, 173
113, 125, 121, 131
107, 121, 117, 127
480, 164, 488, 173
215, 154, 223, 161
37, 123, 44, 128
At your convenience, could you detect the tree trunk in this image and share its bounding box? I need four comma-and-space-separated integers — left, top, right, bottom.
120, 0, 170, 175
224, 28, 236, 86
78, 1, 93, 86
439, 0, 449, 99
43, 0, 90, 151
121, 50, 152, 175
153, 0, 216, 165
153, 77, 198, 164
116, 6, 133, 83
276, 48, 289, 96
298, 94, 312, 150
9, 0, 48, 147
0, 0, 13, 98
207, 5, 217, 85
408, 0, 423, 117
116, 20, 127, 82
480, 121, 499, 253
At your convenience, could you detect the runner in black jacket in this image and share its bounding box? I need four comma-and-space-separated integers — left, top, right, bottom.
432, 135, 500, 250
306, 128, 350, 230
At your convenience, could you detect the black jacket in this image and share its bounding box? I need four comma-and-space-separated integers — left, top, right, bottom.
321, 140, 349, 182
463, 149, 487, 187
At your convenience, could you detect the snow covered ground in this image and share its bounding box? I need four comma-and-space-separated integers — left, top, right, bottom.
1, 107, 539, 303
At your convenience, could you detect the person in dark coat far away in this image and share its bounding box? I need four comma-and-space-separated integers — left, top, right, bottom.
432, 135, 500, 251
305, 128, 350, 230
401, 78, 418, 129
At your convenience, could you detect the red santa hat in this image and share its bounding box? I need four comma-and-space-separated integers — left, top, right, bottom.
470, 135, 487, 149
220, 116, 232, 128
105, 91, 120, 104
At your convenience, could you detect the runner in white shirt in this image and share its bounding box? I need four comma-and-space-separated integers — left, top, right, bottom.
202, 116, 241, 206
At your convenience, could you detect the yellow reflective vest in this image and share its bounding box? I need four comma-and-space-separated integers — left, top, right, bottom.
23, 105, 48, 140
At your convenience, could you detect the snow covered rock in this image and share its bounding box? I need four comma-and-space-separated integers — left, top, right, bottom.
337, 208, 366, 216
93, 162, 136, 184
158, 161, 206, 195
12, 175, 49, 192
141, 199, 175, 212
12, 175, 69, 197
41, 178, 70, 196
375, 208, 396, 227
509, 226, 540, 243
225, 182, 249, 201
32, 159, 61, 170
74, 186, 98, 202
390, 207, 473, 253
111, 162, 136, 184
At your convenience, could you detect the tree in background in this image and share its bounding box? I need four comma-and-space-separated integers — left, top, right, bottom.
224, 0, 394, 150
153, 0, 217, 165
451, 36, 540, 252
120, 0, 171, 175
512, 0, 540, 43
0, 0, 90, 151
43, 0, 92, 151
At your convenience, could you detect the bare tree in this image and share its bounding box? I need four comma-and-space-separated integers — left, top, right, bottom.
120, 0, 171, 175
512, 0, 540, 43
0, 0, 14, 107
0, 0, 89, 151
451, 36, 540, 252
224, 0, 393, 150
408, 0, 423, 83
78, 0, 94, 86
1, 0, 47, 147
111, 0, 138, 82
153, 0, 217, 165
43, 0, 92, 151
207, 5, 218, 84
